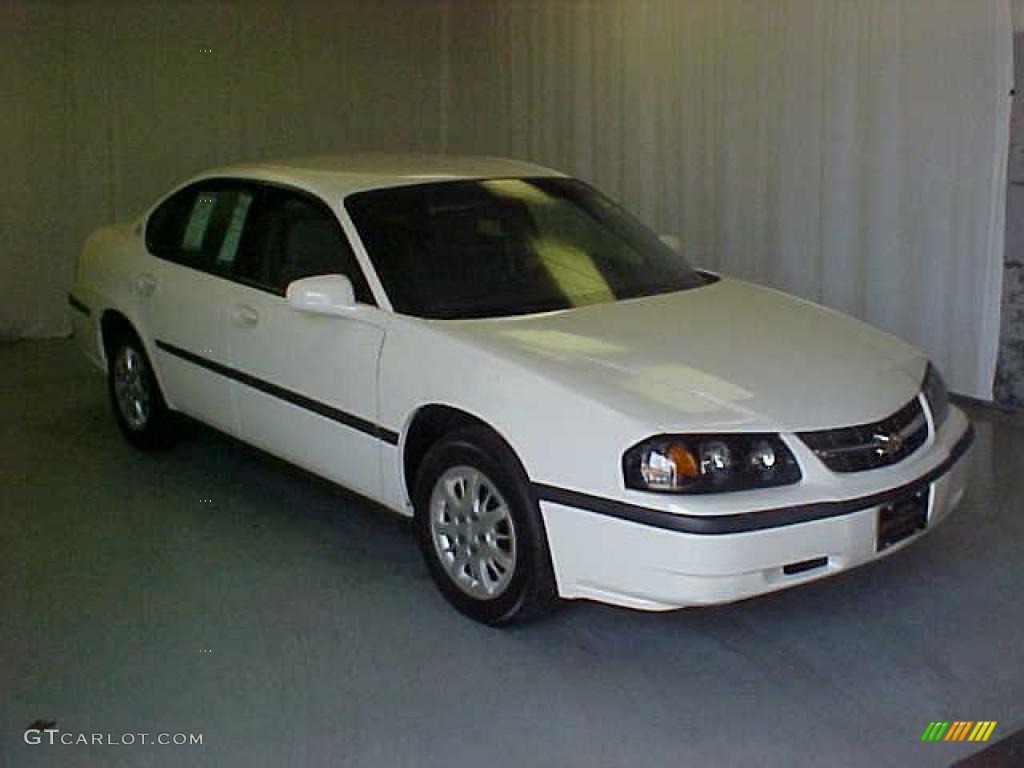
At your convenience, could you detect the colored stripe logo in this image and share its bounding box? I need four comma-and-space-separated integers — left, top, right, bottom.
921, 721, 997, 742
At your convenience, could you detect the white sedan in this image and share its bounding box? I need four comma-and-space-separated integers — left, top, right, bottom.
70, 154, 973, 624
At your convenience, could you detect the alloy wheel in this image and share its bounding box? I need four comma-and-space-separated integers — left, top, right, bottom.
113, 345, 151, 431
428, 465, 517, 600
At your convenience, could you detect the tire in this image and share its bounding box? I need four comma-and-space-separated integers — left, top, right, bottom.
106, 329, 175, 450
414, 426, 558, 625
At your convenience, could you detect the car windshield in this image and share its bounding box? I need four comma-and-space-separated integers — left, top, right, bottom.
344, 177, 707, 319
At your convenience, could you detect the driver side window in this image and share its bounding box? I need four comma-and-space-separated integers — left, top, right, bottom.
237, 188, 375, 303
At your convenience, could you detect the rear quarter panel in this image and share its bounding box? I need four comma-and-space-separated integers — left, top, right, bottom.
72, 221, 153, 370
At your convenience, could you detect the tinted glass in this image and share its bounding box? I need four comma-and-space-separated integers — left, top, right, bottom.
238, 188, 374, 303
146, 184, 254, 271
345, 177, 705, 319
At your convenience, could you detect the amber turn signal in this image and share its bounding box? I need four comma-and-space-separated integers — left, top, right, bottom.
666, 442, 699, 478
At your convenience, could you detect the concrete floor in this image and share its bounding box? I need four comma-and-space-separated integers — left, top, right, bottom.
2, 338, 1022, 767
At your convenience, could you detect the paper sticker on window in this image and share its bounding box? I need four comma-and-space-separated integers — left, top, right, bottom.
216, 193, 253, 265
183, 194, 217, 252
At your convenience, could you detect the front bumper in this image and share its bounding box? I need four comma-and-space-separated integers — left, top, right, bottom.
537, 410, 973, 611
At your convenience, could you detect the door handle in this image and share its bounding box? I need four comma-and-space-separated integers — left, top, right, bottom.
232, 305, 260, 327
134, 273, 157, 298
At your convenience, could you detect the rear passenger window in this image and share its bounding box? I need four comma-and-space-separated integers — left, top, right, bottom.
147, 183, 255, 272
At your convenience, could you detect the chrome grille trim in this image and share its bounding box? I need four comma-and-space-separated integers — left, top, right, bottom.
798, 396, 929, 473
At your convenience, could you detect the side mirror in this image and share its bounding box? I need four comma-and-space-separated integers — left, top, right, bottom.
659, 233, 683, 255
286, 274, 357, 316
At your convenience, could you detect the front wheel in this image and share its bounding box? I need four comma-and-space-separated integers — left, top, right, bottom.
414, 427, 558, 625
107, 332, 174, 450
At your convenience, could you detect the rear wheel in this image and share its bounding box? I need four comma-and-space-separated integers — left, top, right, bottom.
107, 331, 174, 450
414, 427, 557, 625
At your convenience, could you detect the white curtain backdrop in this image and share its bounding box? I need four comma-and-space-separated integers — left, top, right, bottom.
443, 0, 1013, 400
2, 1, 1012, 400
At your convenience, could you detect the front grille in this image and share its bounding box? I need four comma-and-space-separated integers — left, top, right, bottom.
798, 397, 929, 473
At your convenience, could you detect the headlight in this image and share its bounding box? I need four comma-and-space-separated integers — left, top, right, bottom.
922, 362, 949, 429
623, 434, 801, 494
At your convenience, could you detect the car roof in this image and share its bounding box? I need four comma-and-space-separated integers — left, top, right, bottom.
193, 153, 566, 200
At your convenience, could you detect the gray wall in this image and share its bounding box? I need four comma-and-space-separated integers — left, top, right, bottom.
996, 31, 1024, 408
0, 0, 444, 339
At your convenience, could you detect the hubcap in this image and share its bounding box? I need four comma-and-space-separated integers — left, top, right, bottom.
113, 345, 151, 430
429, 466, 517, 600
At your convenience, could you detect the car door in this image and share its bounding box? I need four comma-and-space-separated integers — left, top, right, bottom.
224, 184, 388, 501
138, 180, 260, 436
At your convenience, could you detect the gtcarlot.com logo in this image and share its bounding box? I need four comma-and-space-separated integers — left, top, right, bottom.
24, 726, 203, 746
921, 720, 997, 743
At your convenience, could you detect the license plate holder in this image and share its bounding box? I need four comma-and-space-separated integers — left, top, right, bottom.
877, 485, 929, 552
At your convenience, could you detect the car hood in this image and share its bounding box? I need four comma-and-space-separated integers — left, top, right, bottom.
435, 277, 927, 433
